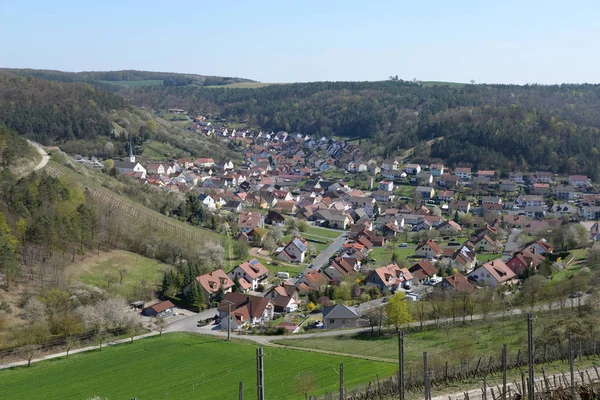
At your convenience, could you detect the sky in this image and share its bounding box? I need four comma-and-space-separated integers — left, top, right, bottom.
1, 0, 599, 84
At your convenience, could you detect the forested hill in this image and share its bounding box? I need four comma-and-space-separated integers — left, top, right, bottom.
121, 81, 600, 178
0, 74, 126, 144
0, 68, 255, 87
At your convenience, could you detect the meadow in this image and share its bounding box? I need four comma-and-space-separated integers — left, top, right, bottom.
67, 250, 171, 297
0, 333, 397, 400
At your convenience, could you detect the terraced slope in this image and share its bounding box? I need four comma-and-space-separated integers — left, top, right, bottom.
45, 162, 223, 253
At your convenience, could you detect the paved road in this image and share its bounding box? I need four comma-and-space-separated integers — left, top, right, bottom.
307, 232, 347, 271
502, 228, 522, 261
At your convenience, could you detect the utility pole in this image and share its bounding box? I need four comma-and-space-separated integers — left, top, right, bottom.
502, 344, 507, 400
423, 351, 430, 400
527, 313, 534, 400
339, 362, 344, 400
257, 348, 264, 400
239, 380, 244, 400
569, 333, 575, 396
222, 300, 234, 341
399, 330, 405, 400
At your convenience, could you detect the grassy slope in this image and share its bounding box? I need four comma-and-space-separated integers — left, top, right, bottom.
304, 226, 343, 239
0, 333, 397, 400
275, 314, 532, 369
67, 250, 172, 297
44, 160, 223, 253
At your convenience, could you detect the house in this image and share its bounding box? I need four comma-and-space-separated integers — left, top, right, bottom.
467, 260, 516, 287
405, 164, 421, 174
381, 160, 399, 172
277, 237, 308, 263
441, 273, 476, 293
114, 160, 147, 177
415, 240, 442, 259
197, 193, 217, 211
430, 164, 445, 177
141, 300, 175, 318
188, 269, 235, 303
228, 259, 269, 290
506, 248, 546, 277
381, 221, 401, 237
524, 206, 546, 219
531, 183, 550, 195
481, 196, 502, 205
517, 195, 544, 208
530, 172, 553, 184
437, 190, 455, 202
579, 206, 600, 220
454, 167, 472, 181
224, 200, 244, 213
297, 270, 329, 292
409, 260, 438, 283
322, 304, 359, 329
450, 200, 471, 213
555, 186, 577, 200
551, 203, 578, 219
415, 173, 434, 186
313, 209, 352, 229
265, 284, 300, 313
500, 180, 518, 193
378, 180, 394, 192
366, 263, 413, 291
322, 257, 361, 282
265, 210, 286, 226
437, 220, 462, 236
371, 190, 396, 203
195, 157, 215, 168
218, 293, 274, 331
523, 238, 553, 255
568, 175, 591, 187
509, 172, 525, 183
472, 234, 503, 253
477, 170, 496, 179
238, 211, 265, 234
415, 186, 435, 200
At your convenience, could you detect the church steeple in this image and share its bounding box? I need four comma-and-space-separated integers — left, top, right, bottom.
127, 139, 135, 163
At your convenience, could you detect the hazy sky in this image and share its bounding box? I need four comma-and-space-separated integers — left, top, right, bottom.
1, 0, 599, 84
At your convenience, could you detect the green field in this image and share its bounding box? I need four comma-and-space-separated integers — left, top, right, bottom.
67, 250, 171, 297
368, 246, 416, 265
477, 253, 503, 263
99, 79, 163, 87
305, 226, 343, 239
276, 314, 532, 369
0, 333, 397, 400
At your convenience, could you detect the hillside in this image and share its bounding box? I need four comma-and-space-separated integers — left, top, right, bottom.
0, 72, 237, 162
119, 81, 600, 179
0, 68, 255, 87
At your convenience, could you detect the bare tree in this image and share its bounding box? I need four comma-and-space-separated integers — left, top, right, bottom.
118, 268, 127, 284
154, 317, 168, 336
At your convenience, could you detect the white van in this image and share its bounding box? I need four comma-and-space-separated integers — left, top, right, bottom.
276, 272, 290, 279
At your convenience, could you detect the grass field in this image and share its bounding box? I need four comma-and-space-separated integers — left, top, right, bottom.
395, 184, 416, 198
477, 253, 503, 263
275, 314, 536, 369
282, 233, 333, 252
0, 333, 397, 400
368, 246, 416, 265
99, 79, 163, 87
305, 226, 343, 239
67, 250, 172, 297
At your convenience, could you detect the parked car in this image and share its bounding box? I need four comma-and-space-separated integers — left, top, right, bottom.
399, 243, 408, 247
569, 291, 583, 298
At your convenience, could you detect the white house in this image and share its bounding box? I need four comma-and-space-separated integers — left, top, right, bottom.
197, 193, 217, 211
415, 239, 442, 259
467, 260, 516, 287
277, 237, 308, 263
454, 167, 472, 181
228, 259, 269, 290
568, 175, 591, 187
405, 164, 421, 174
378, 180, 394, 192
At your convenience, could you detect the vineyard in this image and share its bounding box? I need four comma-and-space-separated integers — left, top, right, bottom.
44, 162, 224, 254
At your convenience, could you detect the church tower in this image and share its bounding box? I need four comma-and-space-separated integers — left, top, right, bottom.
127, 140, 135, 163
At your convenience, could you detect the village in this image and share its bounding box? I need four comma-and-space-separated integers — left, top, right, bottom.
99, 113, 600, 334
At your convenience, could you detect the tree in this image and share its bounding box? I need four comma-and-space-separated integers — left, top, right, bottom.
118, 268, 127, 284
234, 240, 249, 260
386, 292, 413, 331
297, 220, 308, 232
521, 275, 548, 309
587, 242, 600, 269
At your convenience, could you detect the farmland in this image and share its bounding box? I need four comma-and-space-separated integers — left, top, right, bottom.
67, 250, 172, 297
0, 333, 397, 400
